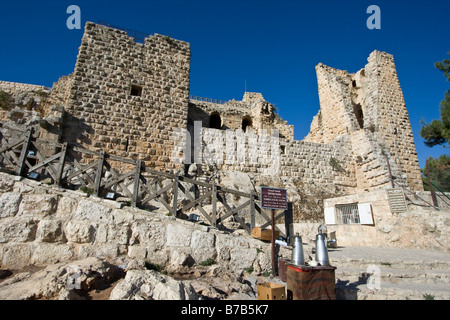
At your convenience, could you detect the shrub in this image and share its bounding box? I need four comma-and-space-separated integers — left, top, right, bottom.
199, 258, 216, 267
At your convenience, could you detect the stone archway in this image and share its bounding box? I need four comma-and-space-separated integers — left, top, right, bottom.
242, 116, 253, 132
209, 112, 222, 129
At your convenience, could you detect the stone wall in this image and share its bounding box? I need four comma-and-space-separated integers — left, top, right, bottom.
50, 74, 74, 107
0, 172, 276, 273
0, 81, 48, 96
0, 80, 64, 152
188, 92, 293, 140
188, 92, 294, 139
190, 128, 355, 221
61, 22, 191, 171
324, 189, 450, 252
198, 127, 280, 177
196, 128, 356, 193
188, 50, 422, 195
305, 51, 423, 192
280, 136, 355, 192
0, 81, 50, 122
365, 51, 423, 191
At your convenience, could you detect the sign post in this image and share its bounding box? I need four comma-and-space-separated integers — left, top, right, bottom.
260, 187, 287, 276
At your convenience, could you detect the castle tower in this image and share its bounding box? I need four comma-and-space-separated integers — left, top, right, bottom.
62, 22, 191, 171
305, 50, 423, 191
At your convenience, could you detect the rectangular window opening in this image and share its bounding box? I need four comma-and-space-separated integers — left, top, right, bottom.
131, 85, 143, 97
335, 203, 360, 224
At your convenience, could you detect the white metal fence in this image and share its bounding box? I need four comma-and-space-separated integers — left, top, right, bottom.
336, 203, 360, 224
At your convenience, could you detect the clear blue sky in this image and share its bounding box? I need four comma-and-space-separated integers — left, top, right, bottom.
0, 0, 448, 168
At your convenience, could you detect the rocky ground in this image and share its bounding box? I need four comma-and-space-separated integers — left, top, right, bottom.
1, 245, 448, 300
0, 255, 281, 300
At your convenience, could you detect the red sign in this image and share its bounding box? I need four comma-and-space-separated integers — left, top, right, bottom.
260, 187, 287, 210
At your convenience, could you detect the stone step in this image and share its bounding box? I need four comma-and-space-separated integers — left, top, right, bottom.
330, 257, 450, 271
335, 265, 450, 285
325, 246, 450, 300
326, 247, 450, 271
336, 278, 450, 300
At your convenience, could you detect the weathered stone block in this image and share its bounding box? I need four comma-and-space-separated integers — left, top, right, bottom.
18, 194, 58, 217
74, 199, 112, 222
1, 243, 32, 269
65, 221, 95, 244
166, 223, 191, 247
0, 192, 22, 218
36, 219, 65, 243
128, 245, 147, 260
230, 247, 258, 272
55, 196, 78, 220
31, 243, 74, 265
0, 217, 37, 243
0, 176, 28, 199
107, 224, 131, 245
169, 248, 194, 269
190, 230, 215, 249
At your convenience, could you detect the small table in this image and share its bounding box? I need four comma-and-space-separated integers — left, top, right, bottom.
286, 263, 337, 300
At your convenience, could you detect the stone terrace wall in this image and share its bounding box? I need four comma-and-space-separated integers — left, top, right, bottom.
62, 22, 191, 171
0, 172, 276, 273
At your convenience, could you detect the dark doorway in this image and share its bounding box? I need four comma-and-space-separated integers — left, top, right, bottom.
353, 103, 364, 129
131, 85, 142, 97
242, 117, 253, 132
209, 113, 222, 129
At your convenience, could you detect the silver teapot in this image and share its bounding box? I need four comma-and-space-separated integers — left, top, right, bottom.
315, 232, 330, 266
291, 233, 305, 266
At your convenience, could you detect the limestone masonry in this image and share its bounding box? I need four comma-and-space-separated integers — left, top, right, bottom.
0, 21, 424, 217
2, 22, 450, 301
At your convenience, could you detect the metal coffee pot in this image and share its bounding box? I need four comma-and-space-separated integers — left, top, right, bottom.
291, 233, 305, 266
315, 232, 330, 266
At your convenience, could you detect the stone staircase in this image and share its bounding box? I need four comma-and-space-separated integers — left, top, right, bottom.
327, 247, 450, 300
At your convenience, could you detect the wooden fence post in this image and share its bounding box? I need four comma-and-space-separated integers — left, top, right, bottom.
172, 176, 179, 217
211, 183, 217, 227
94, 151, 105, 197
284, 202, 293, 245
132, 159, 142, 208
55, 142, 68, 186
426, 160, 438, 207
16, 128, 33, 177
250, 190, 255, 231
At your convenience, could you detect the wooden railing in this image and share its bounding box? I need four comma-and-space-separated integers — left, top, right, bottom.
0, 128, 290, 237
189, 95, 226, 105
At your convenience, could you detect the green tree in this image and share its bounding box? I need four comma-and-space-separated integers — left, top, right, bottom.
422, 155, 450, 192
420, 53, 450, 147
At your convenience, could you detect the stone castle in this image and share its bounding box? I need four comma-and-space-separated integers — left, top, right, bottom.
0, 22, 424, 220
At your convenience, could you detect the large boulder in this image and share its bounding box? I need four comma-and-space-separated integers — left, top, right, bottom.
109, 269, 199, 300
218, 171, 266, 227
0, 257, 123, 300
